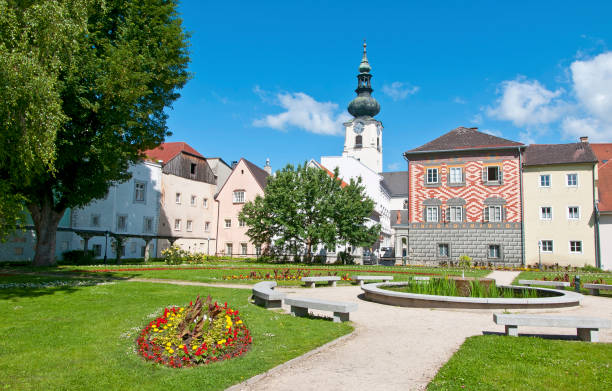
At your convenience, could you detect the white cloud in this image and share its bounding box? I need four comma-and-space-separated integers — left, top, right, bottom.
482, 128, 502, 137
253, 91, 350, 136
382, 82, 420, 101
571, 52, 612, 123
487, 78, 566, 126
453, 97, 467, 104
471, 113, 483, 125
387, 162, 401, 170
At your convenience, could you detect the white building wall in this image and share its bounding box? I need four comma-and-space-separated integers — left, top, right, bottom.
342, 120, 383, 173
71, 160, 162, 259
600, 215, 612, 270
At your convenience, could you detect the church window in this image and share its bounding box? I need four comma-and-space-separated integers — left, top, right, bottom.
355, 135, 362, 148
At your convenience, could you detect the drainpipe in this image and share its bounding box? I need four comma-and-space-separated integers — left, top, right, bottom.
214, 198, 220, 256
518, 147, 525, 266
593, 164, 601, 269
402, 152, 410, 264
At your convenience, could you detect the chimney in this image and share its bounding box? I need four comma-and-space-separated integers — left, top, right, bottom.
231, 160, 238, 169
580, 136, 589, 143
264, 158, 271, 175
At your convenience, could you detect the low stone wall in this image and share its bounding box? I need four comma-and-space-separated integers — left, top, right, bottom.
408, 222, 522, 264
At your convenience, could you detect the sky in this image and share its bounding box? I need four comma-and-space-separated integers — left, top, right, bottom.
165, 0, 612, 172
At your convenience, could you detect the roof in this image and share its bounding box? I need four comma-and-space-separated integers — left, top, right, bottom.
310, 160, 348, 188
143, 142, 204, 163
591, 143, 612, 165
598, 160, 612, 212
405, 127, 523, 155
523, 143, 598, 166
206, 157, 232, 169
381, 171, 408, 196
242, 158, 270, 190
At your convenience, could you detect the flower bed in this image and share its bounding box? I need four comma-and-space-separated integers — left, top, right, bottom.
136, 295, 252, 368
222, 269, 352, 282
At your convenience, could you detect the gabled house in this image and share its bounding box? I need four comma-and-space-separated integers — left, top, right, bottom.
522, 138, 598, 267
214, 158, 270, 257
592, 143, 612, 270
144, 142, 218, 255
402, 127, 525, 264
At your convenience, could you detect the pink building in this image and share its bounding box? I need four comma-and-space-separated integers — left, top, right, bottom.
215, 158, 270, 257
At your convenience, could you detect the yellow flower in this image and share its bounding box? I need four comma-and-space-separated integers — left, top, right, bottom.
192, 346, 197, 351
163, 326, 168, 330
168, 349, 174, 354
236, 320, 242, 325
178, 344, 184, 348
166, 342, 172, 347
217, 339, 226, 345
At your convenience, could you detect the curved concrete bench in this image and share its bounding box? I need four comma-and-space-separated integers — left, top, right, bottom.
353, 275, 393, 286
519, 280, 570, 288
493, 313, 611, 342
361, 282, 582, 309
583, 283, 612, 296
252, 281, 286, 308
301, 276, 341, 288
285, 297, 357, 322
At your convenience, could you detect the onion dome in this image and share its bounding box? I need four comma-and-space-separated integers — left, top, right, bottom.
347, 41, 380, 118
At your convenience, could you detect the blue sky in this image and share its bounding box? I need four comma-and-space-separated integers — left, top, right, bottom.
166, 0, 612, 172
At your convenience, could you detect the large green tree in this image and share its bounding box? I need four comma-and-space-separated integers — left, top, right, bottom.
1, 0, 190, 266
239, 163, 380, 259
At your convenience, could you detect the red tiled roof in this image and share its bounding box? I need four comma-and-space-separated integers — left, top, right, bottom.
143, 142, 204, 163
311, 161, 348, 188
598, 160, 612, 212
591, 143, 612, 165
405, 127, 523, 154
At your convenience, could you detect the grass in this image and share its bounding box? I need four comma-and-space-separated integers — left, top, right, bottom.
0, 263, 490, 287
514, 271, 612, 297
0, 279, 352, 390
428, 335, 612, 390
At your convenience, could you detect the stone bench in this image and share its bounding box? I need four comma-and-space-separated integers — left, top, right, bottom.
518, 279, 570, 289
583, 283, 612, 296
252, 281, 286, 308
493, 313, 611, 342
353, 275, 393, 286
301, 276, 341, 288
285, 297, 357, 323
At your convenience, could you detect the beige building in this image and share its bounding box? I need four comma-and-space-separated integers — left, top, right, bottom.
215, 158, 269, 257
144, 142, 218, 255
523, 139, 598, 267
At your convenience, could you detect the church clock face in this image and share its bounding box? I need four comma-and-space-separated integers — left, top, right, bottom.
377, 124, 382, 135
354, 121, 364, 134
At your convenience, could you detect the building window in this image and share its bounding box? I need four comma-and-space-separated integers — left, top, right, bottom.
239, 219, 246, 227
484, 206, 502, 222
14, 247, 24, 256
539, 174, 551, 187
186, 220, 193, 232
540, 206, 552, 220
91, 214, 100, 227
438, 243, 449, 257
426, 206, 438, 222
355, 135, 362, 148
225, 243, 233, 256
448, 206, 463, 222
449, 167, 463, 184
255, 246, 262, 256
568, 206, 580, 220
143, 217, 154, 233
224, 219, 231, 228
175, 193, 181, 204
540, 240, 553, 252
426, 168, 439, 184
117, 215, 127, 232
174, 219, 181, 231
93, 244, 102, 257
190, 163, 197, 175
567, 173, 578, 187
204, 221, 210, 232
134, 181, 146, 202
488, 244, 501, 259
482, 166, 501, 184
233, 190, 245, 204
569, 241, 582, 253
190, 195, 197, 206
203, 198, 208, 208
241, 243, 248, 255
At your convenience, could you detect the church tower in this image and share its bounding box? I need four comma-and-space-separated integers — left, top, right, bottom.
342, 41, 383, 173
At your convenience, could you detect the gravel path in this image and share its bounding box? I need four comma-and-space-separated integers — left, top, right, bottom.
230, 271, 612, 391
486, 270, 521, 285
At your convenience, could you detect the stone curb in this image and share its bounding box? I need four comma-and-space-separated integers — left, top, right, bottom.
225, 328, 358, 391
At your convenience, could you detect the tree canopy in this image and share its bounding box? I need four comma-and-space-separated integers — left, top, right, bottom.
239, 163, 381, 259
0, 0, 190, 265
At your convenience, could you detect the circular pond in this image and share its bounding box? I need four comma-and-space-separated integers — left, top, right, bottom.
361, 281, 582, 309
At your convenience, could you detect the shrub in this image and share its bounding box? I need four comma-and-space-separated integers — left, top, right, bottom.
161, 245, 190, 265
61, 250, 96, 265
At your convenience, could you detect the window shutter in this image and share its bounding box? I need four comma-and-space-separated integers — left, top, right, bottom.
423, 207, 426, 222
445, 207, 450, 222
482, 167, 487, 182
502, 206, 507, 222
499, 166, 504, 184
483, 207, 489, 222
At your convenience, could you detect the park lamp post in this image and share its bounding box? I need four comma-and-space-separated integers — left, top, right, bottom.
538, 240, 542, 271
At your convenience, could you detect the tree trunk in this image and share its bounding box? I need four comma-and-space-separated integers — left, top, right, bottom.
28, 195, 66, 267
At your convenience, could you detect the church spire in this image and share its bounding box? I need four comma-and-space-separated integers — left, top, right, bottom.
348, 40, 380, 118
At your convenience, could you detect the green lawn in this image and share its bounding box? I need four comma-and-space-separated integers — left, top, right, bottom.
428, 335, 612, 391
0, 280, 352, 390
